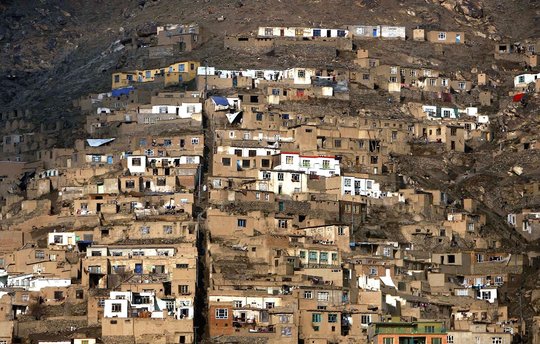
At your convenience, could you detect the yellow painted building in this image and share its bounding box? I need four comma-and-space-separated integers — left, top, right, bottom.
111, 61, 200, 89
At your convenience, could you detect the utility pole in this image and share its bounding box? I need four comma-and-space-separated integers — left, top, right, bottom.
204, 59, 208, 100
351, 201, 354, 239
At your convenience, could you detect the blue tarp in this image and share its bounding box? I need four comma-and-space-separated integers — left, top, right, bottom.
211, 96, 229, 106
111, 86, 134, 97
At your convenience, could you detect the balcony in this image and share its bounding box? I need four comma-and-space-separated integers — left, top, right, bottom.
374, 326, 447, 335
88, 266, 104, 274
232, 322, 276, 335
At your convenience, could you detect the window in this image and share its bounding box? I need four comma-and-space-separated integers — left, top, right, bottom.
429, 78, 436, 86
278, 219, 288, 228
191, 137, 200, 145
518, 75, 525, 83
311, 313, 321, 323
389, 76, 398, 83
163, 225, 173, 234
383, 338, 394, 344
221, 157, 231, 166
328, 313, 338, 323
262, 172, 271, 180
302, 160, 310, 167
265, 302, 275, 309
237, 219, 246, 227
112, 303, 122, 312
425, 326, 435, 333
432, 339, 442, 344
442, 79, 449, 87
53, 235, 63, 244
447, 335, 454, 344
458, 82, 466, 90
22, 294, 29, 302
334, 139, 342, 148
369, 267, 378, 275
35, 251, 45, 259
140, 226, 150, 235
264, 27, 273, 36
277, 173, 284, 181
450, 128, 457, 136
390, 67, 398, 75
317, 292, 329, 301
308, 251, 318, 261
215, 308, 228, 319
285, 155, 294, 164
272, 88, 280, 96
114, 75, 120, 83
291, 173, 300, 182
322, 160, 330, 169
319, 252, 328, 263
495, 276, 503, 285
438, 32, 447, 40
482, 291, 492, 300
179, 285, 189, 294
304, 290, 313, 299
491, 338, 502, 344
299, 250, 306, 259
361, 314, 371, 325
125, 180, 135, 188
156, 177, 166, 186
297, 70, 306, 78
344, 178, 352, 187
256, 112, 263, 121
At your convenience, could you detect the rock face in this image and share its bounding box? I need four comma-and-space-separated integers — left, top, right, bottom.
432, 0, 483, 19
455, 0, 484, 19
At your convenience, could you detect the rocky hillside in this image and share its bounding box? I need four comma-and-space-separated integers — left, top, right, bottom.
1, 0, 538, 120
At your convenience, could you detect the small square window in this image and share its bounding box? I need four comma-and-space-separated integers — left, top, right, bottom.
215, 308, 228, 319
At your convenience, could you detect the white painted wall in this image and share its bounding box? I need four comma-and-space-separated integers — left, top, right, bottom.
127, 155, 146, 174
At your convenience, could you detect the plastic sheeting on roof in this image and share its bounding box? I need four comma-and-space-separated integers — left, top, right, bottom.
86, 138, 116, 147
111, 86, 134, 97
380, 275, 396, 289
226, 112, 242, 124
211, 96, 229, 106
